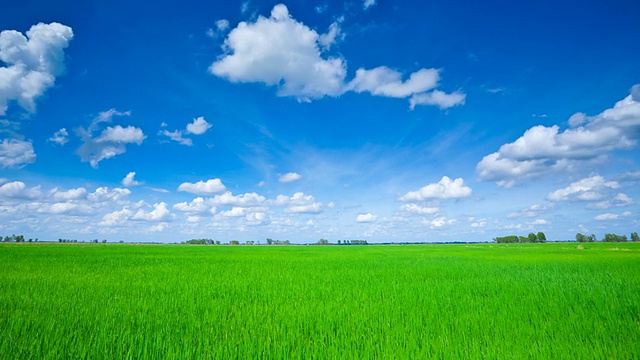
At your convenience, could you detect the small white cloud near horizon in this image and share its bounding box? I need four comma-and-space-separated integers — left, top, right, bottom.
356, 213, 376, 223
399, 176, 472, 201
279, 172, 302, 183
594, 211, 632, 221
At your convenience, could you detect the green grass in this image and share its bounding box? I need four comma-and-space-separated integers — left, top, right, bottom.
1, 242, 639, 358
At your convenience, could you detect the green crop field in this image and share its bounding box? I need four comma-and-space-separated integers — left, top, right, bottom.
1, 242, 639, 359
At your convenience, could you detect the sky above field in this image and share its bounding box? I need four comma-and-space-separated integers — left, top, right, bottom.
1, 0, 639, 243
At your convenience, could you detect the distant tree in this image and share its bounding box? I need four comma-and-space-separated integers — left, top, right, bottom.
527, 233, 538, 243
589, 234, 597, 242
604, 233, 628, 242
229, 240, 240, 245
266, 238, 273, 245
216, 240, 220, 245
631, 232, 639, 242
576, 233, 587, 242
337, 240, 341, 245
537, 232, 547, 243
317, 239, 329, 245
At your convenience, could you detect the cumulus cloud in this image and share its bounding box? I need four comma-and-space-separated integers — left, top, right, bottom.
210, 4, 464, 108
586, 193, 634, 210
132, 202, 171, 221
477, 85, 640, 186
50, 187, 87, 201
594, 211, 632, 221
409, 90, 466, 110
76, 109, 145, 168
427, 216, 456, 229
121, 172, 142, 187
363, 0, 376, 9
87, 187, 131, 203
177, 179, 226, 196
0, 22, 73, 114
399, 176, 472, 201
173, 197, 211, 213
185, 116, 212, 135
209, 191, 266, 207
0, 138, 35, 168
349, 67, 439, 98
160, 116, 211, 145
273, 192, 325, 214
507, 203, 554, 218
48, 128, 68, 145
399, 203, 439, 215
210, 4, 347, 101
356, 213, 376, 223
0, 181, 41, 198
279, 172, 302, 183
547, 175, 619, 202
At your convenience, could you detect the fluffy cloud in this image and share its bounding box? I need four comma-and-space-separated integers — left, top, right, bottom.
507, 203, 554, 218
356, 213, 376, 223
547, 175, 619, 202
173, 197, 211, 213
76, 109, 145, 168
210, 4, 347, 101
211, 4, 463, 108
363, 0, 377, 9
0, 181, 41, 198
594, 211, 632, 221
0, 22, 73, 114
409, 90, 466, 110
48, 128, 68, 145
51, 187, 87, 201
477, 85, 640, 186
185, 116, 212, 135
349, 67, 439, 98
160, 116, 211, 145
208, 191, 266, 207
273, 192, 325, 214
399, 203, 439, 215
121, 172, 142, 187
87, 187, 131, 203
279, 172, 302, 183
177, 179, 226, 196
0, 138, 35, 168
586, 193, 634, 210
132, 202, 171, 222
427, 216, 456, 229
399, 176, 472, 201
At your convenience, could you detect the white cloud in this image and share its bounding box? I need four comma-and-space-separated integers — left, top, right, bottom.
216, 19, 230, 32
528, 219, 548, 225
279, 172, 302, 183
121, 172, 142, 187
50, 187, 87, 201
132, 202, 171, 222
76, 109, 145, 168
349, 67, 439, 98
286, 203, 323, 214
399, 203, 439, 215
209, 191, 266, 207
48, 128, 68, 145
356, 213, 376, 223
0, 138, 36, 168
159, 129, 192, 146
477, 85, 640, 186
220, 207, 246, 217
507, 203, 554, 218
363, 0, 376, 9
470, 221, 486, 228
98, 208, 132, 226
318, 19, 344, 51
0, 22, 73, 114
409, 90, 466, 110
273, 192, 325, 214
173, 197, 210, 213
399, 176, 472, 201
210, 4, 347, 101
148, 222, 169, 232
427, 216, 456, 229
594, 211, 632, 221
586, 193, 634, 209
87, 187, 131, 203
547, 175, 619, 202
177, 179, 226, 196
185, 116, 212, 135
0, 181, 41, 198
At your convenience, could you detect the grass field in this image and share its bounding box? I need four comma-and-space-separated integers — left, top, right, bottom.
1, 242, 639, 358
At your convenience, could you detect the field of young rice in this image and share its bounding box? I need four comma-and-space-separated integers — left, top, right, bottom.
1, 242, 639, 358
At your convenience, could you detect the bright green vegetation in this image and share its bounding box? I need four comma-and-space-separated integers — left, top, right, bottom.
1, 243, 639, 358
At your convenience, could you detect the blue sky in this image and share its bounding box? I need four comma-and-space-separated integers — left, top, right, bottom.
1, 0, 639, 243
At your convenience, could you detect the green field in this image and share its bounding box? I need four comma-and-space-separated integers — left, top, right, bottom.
1, 242, 639, 358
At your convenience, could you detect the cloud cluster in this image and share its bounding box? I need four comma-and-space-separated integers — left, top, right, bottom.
0, 22, 73, 114
159, 116, 212, 146
0, 138, 35, 168
210, 4, 464, 108
399, 176, 472, 202
177, 178, 226, 195
477, 85, 640, 187
76, 109, 145, 168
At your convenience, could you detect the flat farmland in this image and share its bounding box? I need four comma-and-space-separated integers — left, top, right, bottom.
1, 243, 639, 358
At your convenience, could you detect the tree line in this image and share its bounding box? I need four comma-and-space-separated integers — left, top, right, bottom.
494, 232, 547, 243
2, 234, 37, 242
576, 232, 639, 242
